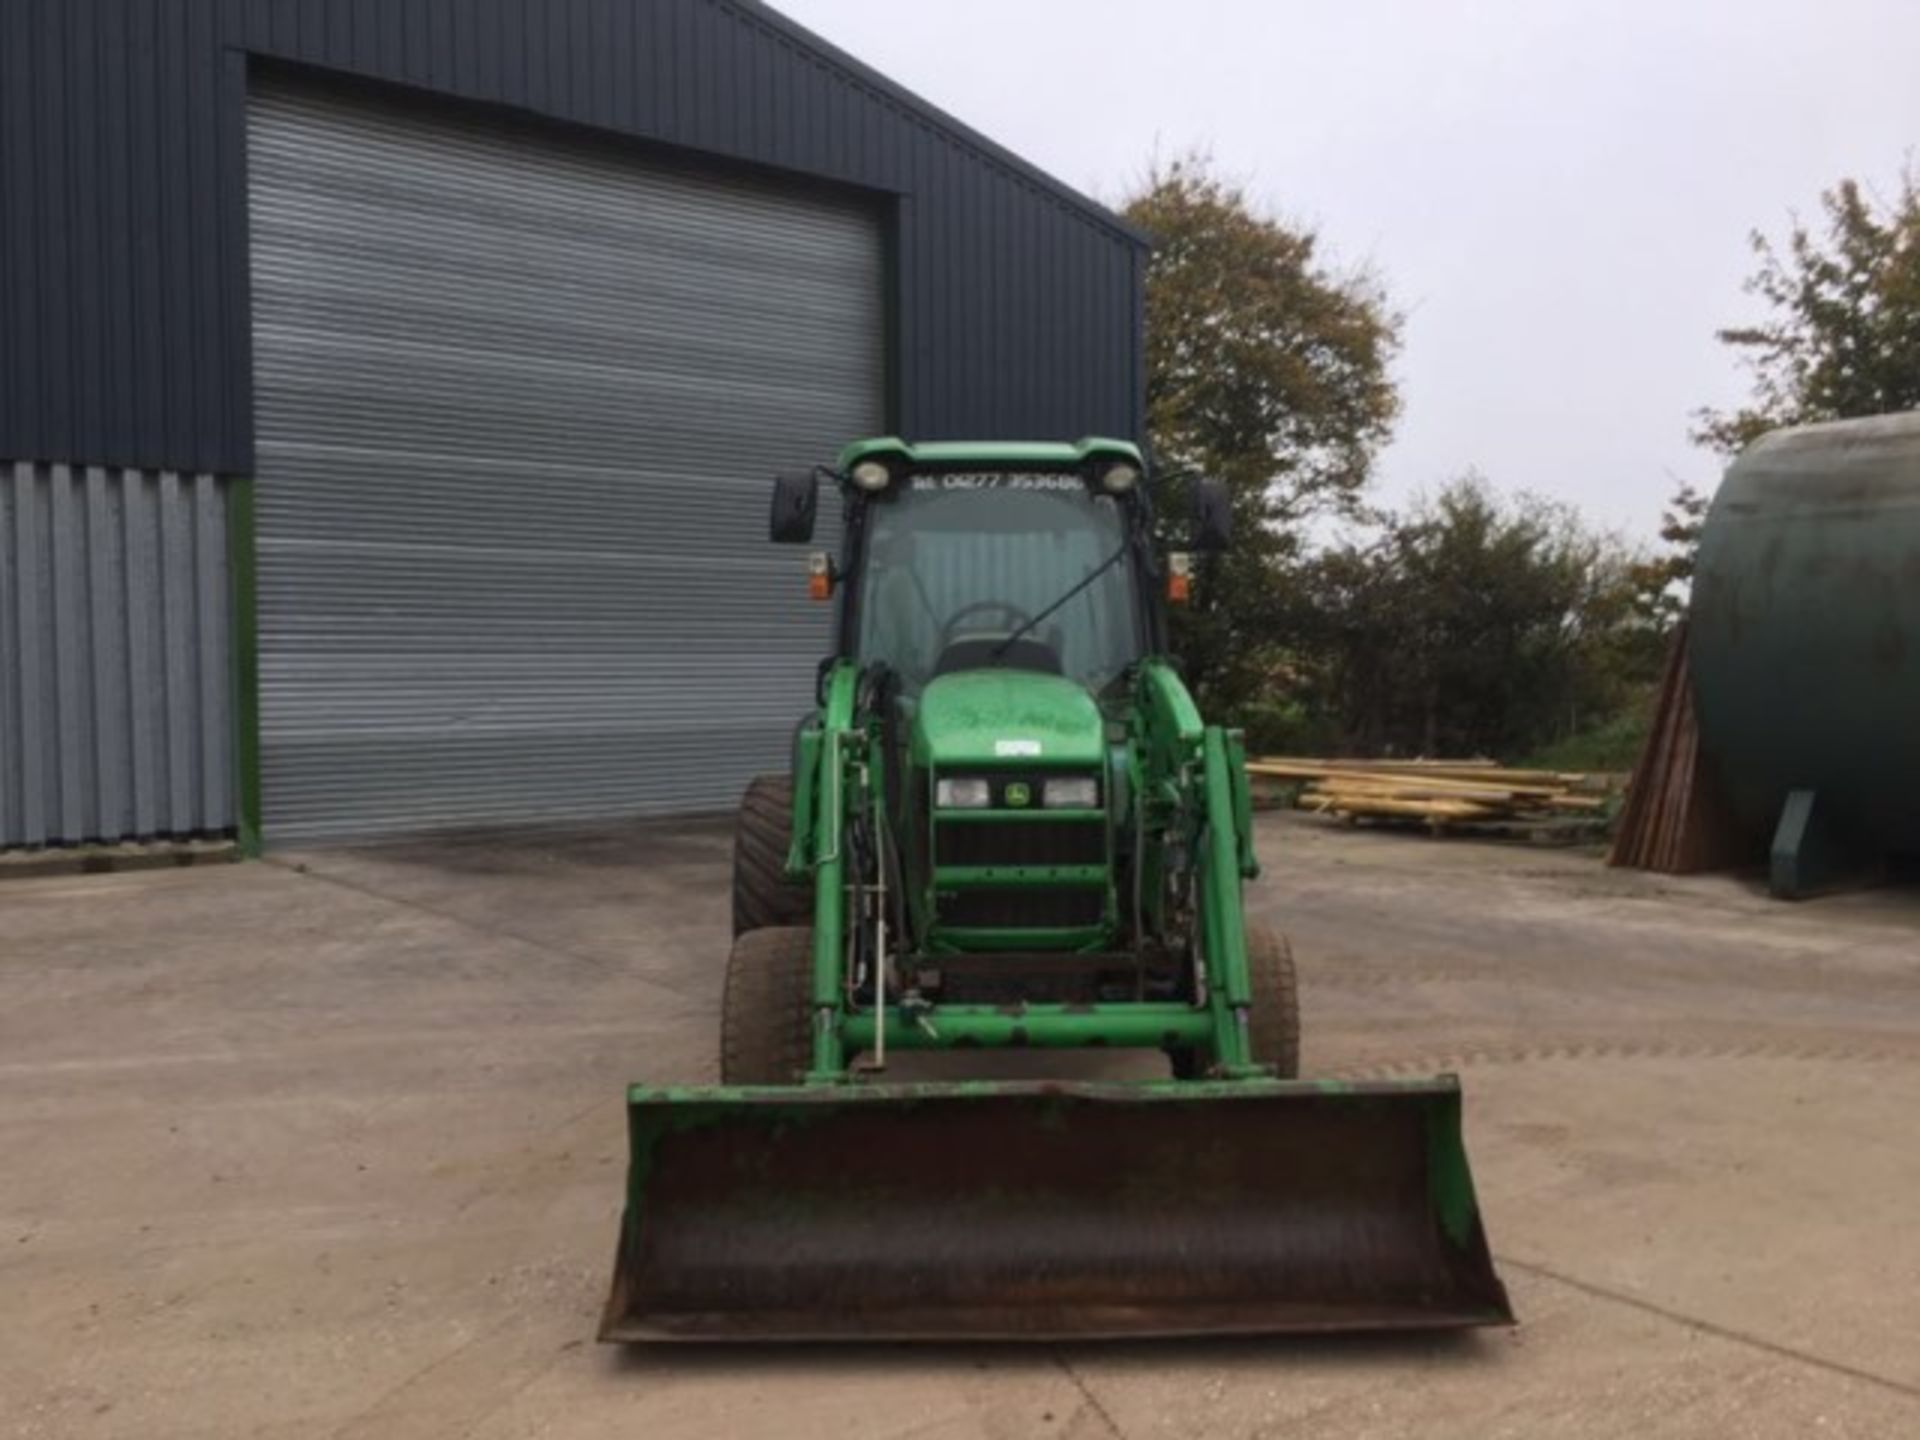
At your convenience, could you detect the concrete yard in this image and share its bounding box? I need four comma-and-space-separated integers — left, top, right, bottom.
4, 811, 1918, 1438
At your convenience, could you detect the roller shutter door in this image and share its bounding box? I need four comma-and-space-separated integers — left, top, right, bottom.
246, 85, 881, 842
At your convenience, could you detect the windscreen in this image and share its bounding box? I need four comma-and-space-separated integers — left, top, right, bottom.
855, 473, 1142, 694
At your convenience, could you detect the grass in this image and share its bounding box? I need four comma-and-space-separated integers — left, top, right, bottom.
1520, 707, 1649, 774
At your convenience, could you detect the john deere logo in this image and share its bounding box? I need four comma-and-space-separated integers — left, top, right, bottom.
1003, 782, 1032, 809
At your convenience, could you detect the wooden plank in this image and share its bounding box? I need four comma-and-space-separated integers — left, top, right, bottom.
1312, 796, 1496, 821
1251, 757, 1595, 787
1310, 777, 1567, 802
1610, 622, 1697, 873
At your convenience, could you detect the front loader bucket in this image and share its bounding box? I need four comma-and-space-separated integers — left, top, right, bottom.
599, 1078, 1512, 1342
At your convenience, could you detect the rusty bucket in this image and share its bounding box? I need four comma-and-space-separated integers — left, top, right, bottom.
599, 1077, 1512, 1342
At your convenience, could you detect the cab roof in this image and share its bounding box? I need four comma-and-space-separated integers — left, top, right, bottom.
837, 437, 1145, 471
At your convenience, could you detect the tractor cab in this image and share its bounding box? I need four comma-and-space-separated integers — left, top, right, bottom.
840, 445, 1149, 696
771, 437, 1201, 698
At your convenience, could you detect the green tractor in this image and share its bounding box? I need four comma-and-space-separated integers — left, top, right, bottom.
600, 438, 1511, 1341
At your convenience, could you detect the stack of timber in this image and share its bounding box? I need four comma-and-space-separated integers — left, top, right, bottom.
1247, 756, 1617, 836
1608, 622, 1743, 873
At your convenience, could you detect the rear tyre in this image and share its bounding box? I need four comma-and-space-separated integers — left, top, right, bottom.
720, 926, 816, 1085
732, 774, 812, 938
1168, 921, 1301, 1080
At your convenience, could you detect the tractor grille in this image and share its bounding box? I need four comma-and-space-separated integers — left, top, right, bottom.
940, 889, 1106, 929
935, 819, 1105, 868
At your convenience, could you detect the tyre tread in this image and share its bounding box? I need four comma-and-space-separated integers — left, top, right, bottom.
731, 774, 812, 937
720, 926, 815, 1084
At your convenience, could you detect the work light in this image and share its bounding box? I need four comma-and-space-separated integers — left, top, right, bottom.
1042, 777, 1099, 809
850, 459, 892, 492
1099, 460, 1141, 494
935, 777, 992, 809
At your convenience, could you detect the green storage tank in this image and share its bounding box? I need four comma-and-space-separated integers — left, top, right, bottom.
1689, 412, 1920, 897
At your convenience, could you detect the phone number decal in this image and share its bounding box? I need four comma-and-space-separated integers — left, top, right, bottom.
910, 472, 1083, 491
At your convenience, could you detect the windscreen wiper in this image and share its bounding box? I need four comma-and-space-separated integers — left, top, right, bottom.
988, 542, 1131, 662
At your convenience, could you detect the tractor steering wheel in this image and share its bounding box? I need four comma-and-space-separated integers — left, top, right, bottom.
937, 600, 1036, 651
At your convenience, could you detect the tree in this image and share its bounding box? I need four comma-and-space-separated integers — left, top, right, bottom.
1122, 157, 1400, 717
1696, 172, 1920, 453
1628, 479, 1710, 629
1286, 479, 1654, 759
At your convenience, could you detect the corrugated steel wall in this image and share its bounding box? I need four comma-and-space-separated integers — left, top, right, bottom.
0, 0, 1146, 846
247, 82, 879, 840
0, 463, 232, 845
0, 0, 1146, 479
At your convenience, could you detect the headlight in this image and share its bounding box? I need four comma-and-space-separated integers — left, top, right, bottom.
1042, 777, 1100, 809
1099, 460, 1141, 494
935, 777, 992, 809
850, 459, 892, 492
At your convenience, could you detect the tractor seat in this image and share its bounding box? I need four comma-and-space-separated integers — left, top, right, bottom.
933, 636, 1063, 679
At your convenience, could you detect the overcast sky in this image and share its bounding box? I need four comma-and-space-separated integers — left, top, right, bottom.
776, 0, 1920, 541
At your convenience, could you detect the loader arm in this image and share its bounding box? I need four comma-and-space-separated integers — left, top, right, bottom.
1130, 658, 1262, 1072
803, 659, 864, 1081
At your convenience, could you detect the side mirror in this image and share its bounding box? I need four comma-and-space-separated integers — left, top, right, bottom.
1192, 477, 1233, 552
769, 471, 818, 543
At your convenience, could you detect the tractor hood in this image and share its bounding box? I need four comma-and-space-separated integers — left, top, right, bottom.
910, 670, 1105, 769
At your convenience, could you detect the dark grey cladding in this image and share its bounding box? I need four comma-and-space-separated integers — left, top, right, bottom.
0, 0, 1146, 476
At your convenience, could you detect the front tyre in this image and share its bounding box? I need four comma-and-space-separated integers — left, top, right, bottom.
1244, 922, 1301, 1078
1168, 921, 1301, 1080
720, 926, 816, 1085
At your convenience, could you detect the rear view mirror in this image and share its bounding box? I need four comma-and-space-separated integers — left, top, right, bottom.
769, 471, 818, 543
1192, 477, 1233, 552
